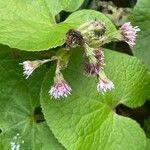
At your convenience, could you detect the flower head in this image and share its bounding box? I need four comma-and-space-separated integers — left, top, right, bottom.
49, 73, 72, 99
119, 22, 140, 47
20, 59, 50, 79
97, 78, 114, 94
97, 71, 114, 94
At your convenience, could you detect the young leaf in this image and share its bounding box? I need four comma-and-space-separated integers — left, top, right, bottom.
129, 0, 150, 70
40, 49, 150, 150
0, 61, 64, 150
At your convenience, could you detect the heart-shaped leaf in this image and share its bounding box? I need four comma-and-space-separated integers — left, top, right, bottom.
40, 49, 150, 150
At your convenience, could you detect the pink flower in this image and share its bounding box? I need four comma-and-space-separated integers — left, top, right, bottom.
20, 59, 50, 79
119, 22, 140, 47
49, 78, 72, 99
19, 61, 40, 79
97, 78, 114, 94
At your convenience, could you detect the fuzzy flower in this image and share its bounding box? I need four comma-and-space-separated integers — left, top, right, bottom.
49, 74, 72, 99
20, 60, 50, 79
84, 47, 104, 76
97, 71, 114, 94
119, 22, 140, 47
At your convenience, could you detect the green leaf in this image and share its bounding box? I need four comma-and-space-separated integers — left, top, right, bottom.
0, 61, 64, 150
0, 4, 116, 51
40, 49, 150, 150
129, 0, 150, 70
0, 0, 54, 51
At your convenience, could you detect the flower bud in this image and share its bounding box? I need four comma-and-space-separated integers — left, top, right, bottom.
65, 29, 85, 49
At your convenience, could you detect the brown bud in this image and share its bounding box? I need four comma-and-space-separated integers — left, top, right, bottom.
65, 29, 85, 49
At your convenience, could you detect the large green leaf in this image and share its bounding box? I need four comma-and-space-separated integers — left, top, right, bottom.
129, 0, 150, 70
40, 49, 150, 150
0, 3, 116, 51
0, 61, 64, 150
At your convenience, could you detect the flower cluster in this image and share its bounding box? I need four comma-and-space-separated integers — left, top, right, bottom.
20, 20, 140, 100
79, 21, 114, 94
83, 44, 114, 94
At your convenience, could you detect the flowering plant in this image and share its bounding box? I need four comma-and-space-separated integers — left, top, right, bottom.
0, 0, 150, 150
